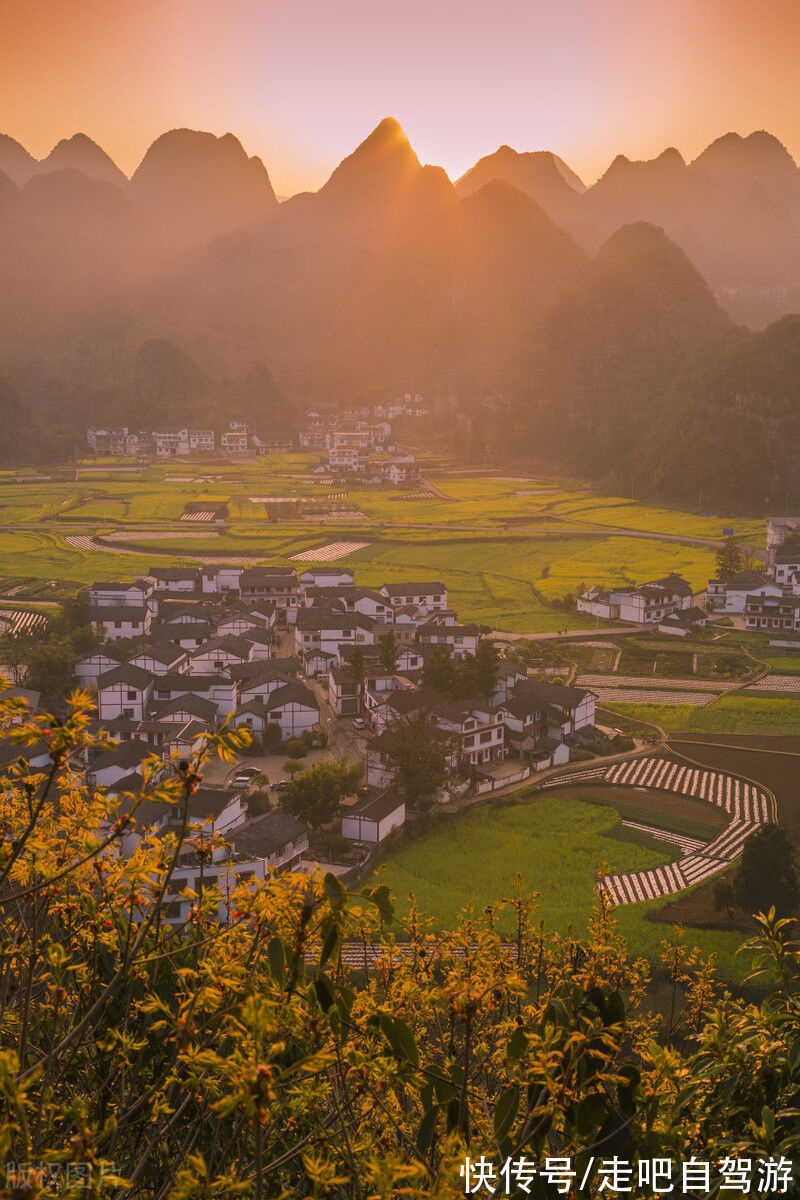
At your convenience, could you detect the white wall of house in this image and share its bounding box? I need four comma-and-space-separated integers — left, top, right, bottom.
341, 802, 405, 844
98, 681, 152, 721
264, 700, 318, 738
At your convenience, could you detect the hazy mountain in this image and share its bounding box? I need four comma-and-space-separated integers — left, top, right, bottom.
3, 118, 800, 511
35, 133, 128, 187
455, 146, 585, 224
644, 314, 800, 508
585, 147, 689, 227
513, 222, 736, 478
325, 180, 588, 392
0, 377, 53, 465
691, 131, 799, 198
130, 129, 278, 242
583, 133, 800, 302
276, 118, 454, 251
0, 169, 20, 212
0, 134, 37, 185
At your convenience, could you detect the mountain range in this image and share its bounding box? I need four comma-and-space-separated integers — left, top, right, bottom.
2, 118, 800, 507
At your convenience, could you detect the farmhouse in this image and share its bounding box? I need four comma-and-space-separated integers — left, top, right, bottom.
341, 790, 406, 844
380, 582, 447, 614
92, 605, 152, 641
706, 570, 778, 614
299, 567, 356, 589
228, 810, 309, 872
96, 665, 154, 721
577, 573, 692, 625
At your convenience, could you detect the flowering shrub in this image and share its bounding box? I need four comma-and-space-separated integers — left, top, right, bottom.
0, 694, 798, 1198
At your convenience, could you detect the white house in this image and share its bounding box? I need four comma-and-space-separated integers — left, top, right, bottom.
97, 665, 154, 721
300, 567, 355, 590
380, 582, 447, 615
617, 573, 693, 624
416, 619, 479, 659
90, 740, 155, 788
92, 605, 152, 641
262, 681, 319, 738
295, 612, 376, 658
129, 642, 189, 676
706, 570, 779, 614
150, 673, 239, 718
149, 568, 200, 594
188, 635, 254, 675
201, 565, 244, 595
341, 791, 405, 843
434, 701, 505, 768
75, 649, 125, 685
88, 578, 155, 608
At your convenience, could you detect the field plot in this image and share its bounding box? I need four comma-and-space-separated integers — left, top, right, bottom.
606, 694, 800, 734
669, 734, 800, 831
290, 541, 369, 561
372, 794, 748, 976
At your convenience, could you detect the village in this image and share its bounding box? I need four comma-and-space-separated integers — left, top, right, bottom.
85, 395, 427, 484
5, 560, 600, 923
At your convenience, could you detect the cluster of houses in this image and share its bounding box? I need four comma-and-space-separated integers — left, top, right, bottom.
708, 517, 800, 635
1, 554, 603, 925
315, 430, 420, 484
86, 421, 293, 459
576, 572, 706, 635
62, 561, 599, 901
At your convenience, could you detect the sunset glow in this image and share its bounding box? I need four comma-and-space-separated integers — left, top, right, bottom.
3, 0, 800, 194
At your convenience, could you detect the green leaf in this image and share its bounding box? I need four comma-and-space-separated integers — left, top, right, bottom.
762, 1105, 775, 1140
432, 1073, 455, 1103
789, 1036, 800, 1075
362, 883, 394, 923
323, 873, 346, 907
494, 1085, 519, 1142
575, 1092, 606, 1136
416, 1107, 438, 1155
507, 1027, 528, 1061
604, 990, 626, 1026
379, 1015, 419, 1067
617, 1064, 641, 1117
319, 924, 340, 968
314, 975, 335, 1013
267, 936, 284, 983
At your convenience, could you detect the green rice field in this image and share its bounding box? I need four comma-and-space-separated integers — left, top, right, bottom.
371, 793, 750, 979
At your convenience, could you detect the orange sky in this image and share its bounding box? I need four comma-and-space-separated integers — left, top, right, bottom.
2, 0, 800, 195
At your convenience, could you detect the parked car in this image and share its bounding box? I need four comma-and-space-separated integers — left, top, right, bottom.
231, 773, 255, 788
271, 780, 291, 793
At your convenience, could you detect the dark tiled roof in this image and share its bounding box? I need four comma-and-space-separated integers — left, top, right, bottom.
97, 664, 154, 690
229, 809, 307, 856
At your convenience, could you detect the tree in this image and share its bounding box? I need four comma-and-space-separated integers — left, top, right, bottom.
282, 759, 363, 828
263, 721, 283, 752
377, 629, 399, 673
734, 824, 799, 916
471, 639, 500, 704
714, 537, 743, 581
285, 736, 307, 759
0, 630, 32, 685
421, 645, 458, 697
346, 645, 366, 708
282, 758, 304, 779
24, 642, 79, 702
376, 711, 455, 808
712, 879, 735, 916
